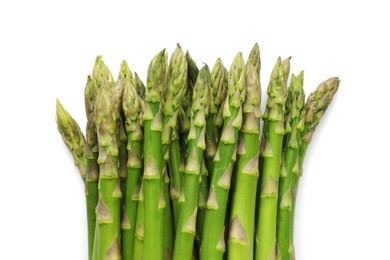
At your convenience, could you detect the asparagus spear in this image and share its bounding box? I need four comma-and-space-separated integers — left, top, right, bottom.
94, 83, 122, 260
200, 53, 246, 260
160, 45, 188, 258
121, 78, 143, 260
110, 77, 128, 214
143, 49, 167, 260
178, 51, 199, 156
206, 58, 228, 178
84, 76, 100, 260
255, 57, 287, 260
290, 77, 340, 258
131, 75, 147, 260
173, 65, 210, 260
228, 63, 261, 260
163, 45, 188, 234
276, 72, 305, 260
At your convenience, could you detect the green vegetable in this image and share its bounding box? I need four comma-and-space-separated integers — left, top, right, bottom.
201, 53, 246, 260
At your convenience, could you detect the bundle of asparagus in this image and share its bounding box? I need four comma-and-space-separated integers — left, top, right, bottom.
56, 43, 339, 260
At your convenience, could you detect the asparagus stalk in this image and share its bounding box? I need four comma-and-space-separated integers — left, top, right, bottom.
161, 45, 188, 259
110, 77, 128, 213
143, 49, 167, 260
179, 51, 199, 156
94, 82, 123, 260
228, 63, 262, 260
290, 77, 340, 257
206, 58, 228, 178
132, 179, 144, 260
255, 57, 287, 260
164, 45, 188, 234
200, 53, 246, 260
84, 76, 100, 260
195, 159, 209, 250
276, 72, 305, 260
121, 77, 143, 260
173, 65, 211, 260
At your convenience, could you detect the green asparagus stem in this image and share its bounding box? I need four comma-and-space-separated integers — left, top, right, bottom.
57, 98, 102, 260
290, 77, 339, 258
276, 73, 305, 260
255, 57, 287, 260
94, 85, 122, 260
228, 63, 261, 260
195, 159, 209, 250
132, 178, 144, 260
173, 65, 210, 260
121, 78, 143, 260
163, 45, 188, 235
200, 53, 246, 260
143, 49, 167, 260
84, 76, 100, 260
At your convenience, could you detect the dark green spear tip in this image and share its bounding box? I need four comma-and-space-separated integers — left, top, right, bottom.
228, 52, 246, 107
210, 58, 228, 114
56, 99, 86, 175
146, 49, 167, 103
186, 50, 199, 87
246, 42, 261, 75
164, 45, 188, 116
123, 80, 142, 133
282, 56, 292, 79
92, 55, 114, 90
134, 72, 146, 99
192, 65, 211, 115
84, 75, 95, 120
243, 63, 261, 114
118, 60, 135, 82
95, 87, 117, 146
303, 77, 340, 142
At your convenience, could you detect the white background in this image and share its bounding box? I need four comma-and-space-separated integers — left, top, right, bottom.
0, 1, 389, 259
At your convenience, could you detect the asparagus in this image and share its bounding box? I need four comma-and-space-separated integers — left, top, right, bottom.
84, 76, 100, 260
121, 78, 143, 260
179, 51, 199, 156
163, 46, 188, 233
228, 63, 261, 260
93, 83, 122, 259
173, 65, 210, 260
255, 57, 287, 260
206, 58, 228, 178
290, 77, 340, 257
195, 159, 209, 250
276, 72, 305, 260
143, 49, 167, 260
200, 53, 246, 260
132, 178, 144, 260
